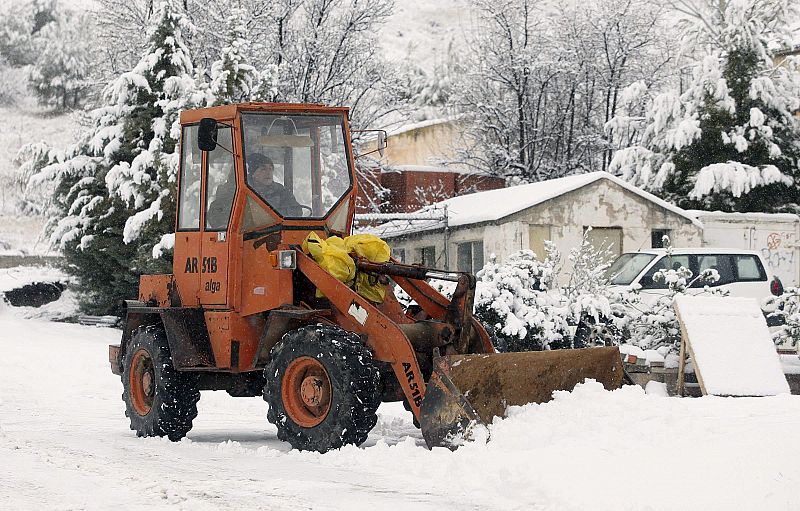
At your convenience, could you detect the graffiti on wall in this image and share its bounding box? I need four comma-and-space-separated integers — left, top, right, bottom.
758, 231, 797, 286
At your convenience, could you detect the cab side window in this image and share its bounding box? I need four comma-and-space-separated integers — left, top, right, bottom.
205, 128, 236, 230
178, 125, 202, 230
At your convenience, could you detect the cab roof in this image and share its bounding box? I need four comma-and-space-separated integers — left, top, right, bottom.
179, 102, 349, 124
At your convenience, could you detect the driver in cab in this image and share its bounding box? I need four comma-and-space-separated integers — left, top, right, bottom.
247, 154, 303, 216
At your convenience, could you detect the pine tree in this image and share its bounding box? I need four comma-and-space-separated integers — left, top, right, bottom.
209, 8, 257, 105
608, 0, 800, 212
29, 0, 198, 315
28, 9, 92, 111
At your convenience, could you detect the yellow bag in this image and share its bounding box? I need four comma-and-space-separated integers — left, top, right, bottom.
345, 234, 391, 263
302, 232, 355, 287
302, 232, 390, 303
346, 234, 390, 303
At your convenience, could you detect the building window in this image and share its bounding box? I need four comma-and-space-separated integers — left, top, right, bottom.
457, 241, 484, 273
416, 246, 436, 266
585, 226, 623, 257
651, 229, 670, 248
391, 248, 405, 263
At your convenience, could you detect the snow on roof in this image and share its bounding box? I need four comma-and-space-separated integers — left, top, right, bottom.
387, 117, 459, 137
368, 171, 701, 238
687, 210, 799, 223
382, 164, 495, 176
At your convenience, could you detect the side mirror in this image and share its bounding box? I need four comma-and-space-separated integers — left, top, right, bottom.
198, 118, 218, 152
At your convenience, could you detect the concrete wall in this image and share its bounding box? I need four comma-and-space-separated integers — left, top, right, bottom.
695, 212, 800, 286
0, 255, 62, 269
361, 120, 464, 167
385, 179, 704, 281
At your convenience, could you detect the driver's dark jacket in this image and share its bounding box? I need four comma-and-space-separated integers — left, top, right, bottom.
254, 181, 303, 216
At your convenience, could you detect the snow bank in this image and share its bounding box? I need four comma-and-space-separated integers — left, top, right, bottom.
0, 266, 70, 293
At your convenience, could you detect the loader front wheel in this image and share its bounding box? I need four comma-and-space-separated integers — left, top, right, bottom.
264, 325, 381, 453
121, 325, 200, 441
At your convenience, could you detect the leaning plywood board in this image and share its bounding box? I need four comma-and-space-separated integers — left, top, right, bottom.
673, 295, 789, 396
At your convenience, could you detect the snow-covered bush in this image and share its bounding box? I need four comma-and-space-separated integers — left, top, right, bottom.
475, 250, 568, 352
767, 287, 800, 349
559, 232, 618, 345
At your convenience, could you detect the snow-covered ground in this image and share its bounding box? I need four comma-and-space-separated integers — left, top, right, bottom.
2, 306, 800, 510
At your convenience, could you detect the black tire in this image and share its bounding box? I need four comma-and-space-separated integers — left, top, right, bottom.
263, 324, 381, 453
121, 325, 200, 441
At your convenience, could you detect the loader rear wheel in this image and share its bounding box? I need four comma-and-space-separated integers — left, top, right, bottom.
264, 325, 381, 453
121, 325, 200, 441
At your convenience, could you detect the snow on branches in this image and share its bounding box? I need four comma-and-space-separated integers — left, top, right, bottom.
608, 0, 800, 212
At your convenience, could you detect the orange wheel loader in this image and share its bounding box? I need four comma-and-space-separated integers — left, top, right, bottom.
108, 102, 624, 452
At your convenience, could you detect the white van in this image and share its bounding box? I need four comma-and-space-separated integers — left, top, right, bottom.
607, 248, 783, 307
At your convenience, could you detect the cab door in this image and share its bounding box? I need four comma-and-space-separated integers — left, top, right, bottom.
173, 124, 202, 306
200, 126, 236, 306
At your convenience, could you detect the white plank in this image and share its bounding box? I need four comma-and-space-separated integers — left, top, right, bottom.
673, 295, 789, 396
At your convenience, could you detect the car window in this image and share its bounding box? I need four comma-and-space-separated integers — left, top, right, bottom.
692, 255, 733, 287
639, 255, 691, 289
734, 255, 767, 281
606, 253, 656, 285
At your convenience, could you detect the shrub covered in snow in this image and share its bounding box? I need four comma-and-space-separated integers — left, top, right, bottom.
474, 250, 568, 352
767, 287, 800, 349
474, 230, 623, 352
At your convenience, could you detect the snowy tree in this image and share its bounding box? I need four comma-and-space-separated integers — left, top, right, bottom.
454, 0, 674, 181
27, 10, 92, 111
26, 0, 201, 315
208, 8, 257, 105
608, 0, 800, 212
0, 0, 57, 67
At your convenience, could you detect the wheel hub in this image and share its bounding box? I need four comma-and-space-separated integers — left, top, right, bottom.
129, 348, 155, 417
300, 376, 329, 407
282, 357, 332, 428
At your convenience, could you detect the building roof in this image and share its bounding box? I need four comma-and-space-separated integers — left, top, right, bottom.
687, 210, 799, 223
367, 171, 702, 238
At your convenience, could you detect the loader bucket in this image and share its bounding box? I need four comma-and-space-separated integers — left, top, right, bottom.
419, 347, 624, 449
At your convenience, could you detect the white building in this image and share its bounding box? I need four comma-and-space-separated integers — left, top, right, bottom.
369, 172, 704, 279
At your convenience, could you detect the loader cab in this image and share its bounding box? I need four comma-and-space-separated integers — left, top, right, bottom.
173, 104, 358, 310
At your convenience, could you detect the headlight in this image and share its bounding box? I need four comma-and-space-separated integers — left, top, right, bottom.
278, 250, 296, 270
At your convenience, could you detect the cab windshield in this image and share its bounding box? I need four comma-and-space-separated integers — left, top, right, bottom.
241, 113, 352, 218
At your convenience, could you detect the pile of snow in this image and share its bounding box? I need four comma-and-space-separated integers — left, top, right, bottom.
0, 266, 77, 320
